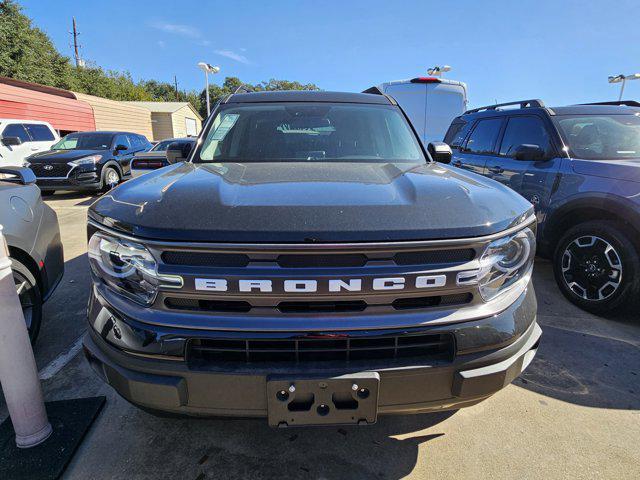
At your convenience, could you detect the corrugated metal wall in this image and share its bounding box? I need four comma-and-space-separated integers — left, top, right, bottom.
0, 82, 95, 132
74, 93, 154, 140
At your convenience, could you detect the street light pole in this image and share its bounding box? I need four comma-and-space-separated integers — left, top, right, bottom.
608, 73, 640, 101
197, 62, 221, 117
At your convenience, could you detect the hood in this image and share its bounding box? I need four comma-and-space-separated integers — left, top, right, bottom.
27, 149, 105, 163
89, 161, 533, 242
571, 158, 640, 183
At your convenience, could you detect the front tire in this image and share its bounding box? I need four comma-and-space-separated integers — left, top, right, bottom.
102, 167, 120, 191
553, 221, 640, 315
11, 258, 43, 344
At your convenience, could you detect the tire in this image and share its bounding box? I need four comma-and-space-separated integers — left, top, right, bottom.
102, 167, 120, 191
553, 220, 640, 315
11, 258, 43, 344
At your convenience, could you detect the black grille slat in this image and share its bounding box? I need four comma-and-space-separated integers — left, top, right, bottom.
394, 249, 475, 265
30, 163, 71, 178
162, 252, 250, 267
188, 333, 454, 364
276, 254, 367, 268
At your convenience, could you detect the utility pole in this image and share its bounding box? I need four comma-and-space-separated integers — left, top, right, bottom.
174, 75, 179, 101
71, 17, 83, 68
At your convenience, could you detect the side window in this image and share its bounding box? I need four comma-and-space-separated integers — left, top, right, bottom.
444, 121, 472, 149
499, 116, 553, 157
128, 135, 143, 149
24, 124, 55, 142
463, 118, 503, 155
2, 123, 31, 143
113, 135, 130, 150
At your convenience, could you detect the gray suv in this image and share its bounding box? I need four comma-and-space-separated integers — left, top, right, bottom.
444, 100, 640, 314
83, 90, 540, 426
0, 167, 64, 343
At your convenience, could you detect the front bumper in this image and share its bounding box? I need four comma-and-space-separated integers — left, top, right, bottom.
83, 282, 540, 419
36, 166, 101, 191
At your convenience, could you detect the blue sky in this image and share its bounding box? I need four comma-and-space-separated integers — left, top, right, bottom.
19, 0, 640, 108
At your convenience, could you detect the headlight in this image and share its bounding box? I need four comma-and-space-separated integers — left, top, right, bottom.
477, 226, 536, 301
69, 154, 102, 166
88, 232, 182, 305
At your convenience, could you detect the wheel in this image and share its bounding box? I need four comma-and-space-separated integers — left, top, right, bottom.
553, 221, 640, 315
11, 258, 43, 344
102, 167, 120, 191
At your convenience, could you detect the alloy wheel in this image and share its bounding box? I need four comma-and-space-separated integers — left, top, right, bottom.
561, 235, 622, 301
106, 169, 120, 188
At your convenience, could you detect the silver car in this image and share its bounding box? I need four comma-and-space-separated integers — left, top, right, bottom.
0, 167, 64, 343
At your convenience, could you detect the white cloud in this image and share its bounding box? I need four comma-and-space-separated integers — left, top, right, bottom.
214, 49, 250, 64
150, 21, 201, 38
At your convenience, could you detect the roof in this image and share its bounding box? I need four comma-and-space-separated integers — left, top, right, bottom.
462, 103, 640, 119
125, 101, 203, 119
226, 90, 392, 105
0, 76, 76, 99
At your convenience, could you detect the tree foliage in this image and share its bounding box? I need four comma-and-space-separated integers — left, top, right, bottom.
0, 0, 319, 119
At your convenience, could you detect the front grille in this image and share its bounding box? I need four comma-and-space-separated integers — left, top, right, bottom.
30, 163, 72, 178
164, 293, 472, 314
162, 248, 475, 268
187, 332, 454, 364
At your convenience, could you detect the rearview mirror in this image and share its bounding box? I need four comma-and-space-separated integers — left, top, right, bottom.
427, 142, 452, 164
1, 136, 22, 147
514, 144, 544, 161
166, 142, 193, 164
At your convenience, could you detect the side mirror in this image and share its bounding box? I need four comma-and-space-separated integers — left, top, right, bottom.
166, 142, 193, 164
1, 136, 22, 147
427, 141, 452, 164
114, 144, 128, 153
0, 166, 36, 185
514, 144, 544, 161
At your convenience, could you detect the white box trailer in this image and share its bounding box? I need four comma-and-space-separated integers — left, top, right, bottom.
366, 77, 468, 145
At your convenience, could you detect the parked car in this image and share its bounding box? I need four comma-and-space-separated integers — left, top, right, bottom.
0, 119, 59, 168
83, 90, 540, 425
0, 166, 64, 343
130, 137, 196, 178
364, 76, 467, 145
443, 99, 640, 313
26, 131, 152, 194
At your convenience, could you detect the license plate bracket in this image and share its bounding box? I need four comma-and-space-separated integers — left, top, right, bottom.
266, 372, 379, 427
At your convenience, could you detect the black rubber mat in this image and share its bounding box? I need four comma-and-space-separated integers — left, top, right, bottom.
0, 396, 105, 480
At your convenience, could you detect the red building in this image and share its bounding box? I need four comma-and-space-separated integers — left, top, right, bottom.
0, 77, 95, 135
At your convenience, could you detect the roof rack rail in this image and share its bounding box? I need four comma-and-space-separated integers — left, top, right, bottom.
361, 86, 397, 105
465, 99, 545, 114
233, 84, 255, 95
579, 100, 640, 107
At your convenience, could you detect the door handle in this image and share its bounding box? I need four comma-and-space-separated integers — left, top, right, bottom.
488, 166, 504, 174
30, 147, 39, 151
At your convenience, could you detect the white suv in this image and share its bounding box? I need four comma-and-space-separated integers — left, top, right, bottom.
0, 119, 59, 168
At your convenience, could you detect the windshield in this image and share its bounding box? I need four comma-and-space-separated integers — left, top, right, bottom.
52, 133, 113, 151
555, 114, 640, 160
196, 103, 425, 163
151, 140, 173, 152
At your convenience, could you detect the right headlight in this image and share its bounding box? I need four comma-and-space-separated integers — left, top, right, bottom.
477, 226, 536, 301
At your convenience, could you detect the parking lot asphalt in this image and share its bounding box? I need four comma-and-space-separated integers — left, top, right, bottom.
1, 192, 639, 479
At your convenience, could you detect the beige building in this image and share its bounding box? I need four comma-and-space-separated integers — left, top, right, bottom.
73, 92, 154, 139
124, 102, 203, 141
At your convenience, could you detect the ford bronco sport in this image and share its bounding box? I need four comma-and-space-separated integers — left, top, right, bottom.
444, 100, 640, 314
83, 90, 540, 426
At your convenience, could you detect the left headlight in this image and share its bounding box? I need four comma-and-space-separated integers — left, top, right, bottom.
477, 226, 536, 301
88, 231, 182, 305
69, 154, 102, 167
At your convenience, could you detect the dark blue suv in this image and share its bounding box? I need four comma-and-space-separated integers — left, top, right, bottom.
443, 99, 640, 314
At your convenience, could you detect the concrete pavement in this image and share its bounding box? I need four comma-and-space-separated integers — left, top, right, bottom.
2, 192, 639, 479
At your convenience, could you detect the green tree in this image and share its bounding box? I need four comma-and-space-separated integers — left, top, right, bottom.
0, 0, 73, 88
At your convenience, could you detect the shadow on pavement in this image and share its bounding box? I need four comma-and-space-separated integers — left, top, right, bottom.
516, 261, 640, 410
77, 404, 455, 480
